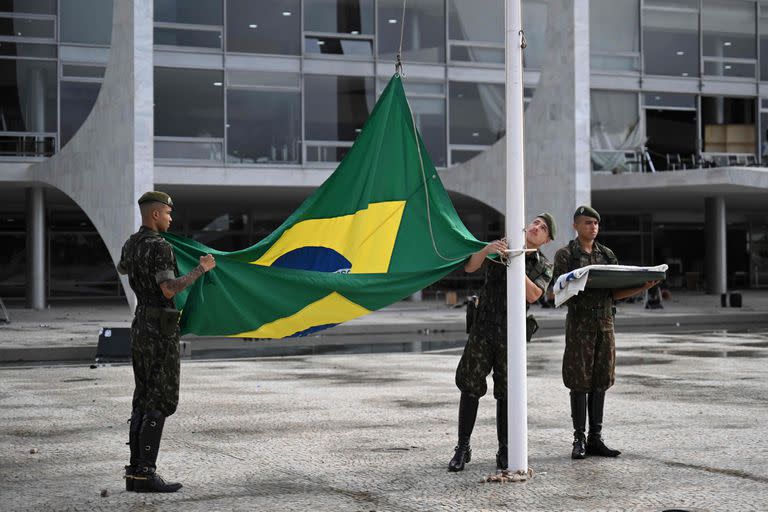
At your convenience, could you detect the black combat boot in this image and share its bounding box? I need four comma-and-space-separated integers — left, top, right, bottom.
570, 391, 587, 459
132, 410, 183, 493
124, 409, 143, 491
448, 393, 478, 472
586, 391, 621, 457
495, 397, 508, 470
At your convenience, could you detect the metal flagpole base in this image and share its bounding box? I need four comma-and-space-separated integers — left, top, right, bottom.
484, 468, 534, 483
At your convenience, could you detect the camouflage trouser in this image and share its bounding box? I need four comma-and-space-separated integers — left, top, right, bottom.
131, 313, 181, 417
455, 330, 507, 400
562, 313, 615, 392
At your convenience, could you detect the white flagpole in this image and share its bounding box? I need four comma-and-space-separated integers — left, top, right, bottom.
505, 0, 528, 475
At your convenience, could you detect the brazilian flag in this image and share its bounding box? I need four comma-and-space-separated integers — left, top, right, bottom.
165, 75, 485, 338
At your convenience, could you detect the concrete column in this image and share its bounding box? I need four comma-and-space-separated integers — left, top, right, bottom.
705, 196, 727, 295
30, 0, 154, 311
524, 0, 591, 258
25, 187, 46, 310
439, 0, 591, 261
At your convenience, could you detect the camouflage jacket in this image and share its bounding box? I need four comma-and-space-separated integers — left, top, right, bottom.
473, 250, 553, 331
553, 238, 618, 315
117, 226, 178, 309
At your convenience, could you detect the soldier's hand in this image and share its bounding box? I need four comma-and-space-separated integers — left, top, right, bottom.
199, 254, 216, 272
485, 239, 508, 256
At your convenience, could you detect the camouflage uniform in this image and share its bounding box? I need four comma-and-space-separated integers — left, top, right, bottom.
553, 239, 618, 392
455, 252, 553, 399
118, 226, 181, 417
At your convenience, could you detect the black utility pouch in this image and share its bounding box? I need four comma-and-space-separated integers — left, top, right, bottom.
159, 308, 181, 336
525, 314, 539, 343
466, 295, 478, 333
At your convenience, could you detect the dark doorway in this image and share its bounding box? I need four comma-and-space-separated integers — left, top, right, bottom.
645, 109, 697, 171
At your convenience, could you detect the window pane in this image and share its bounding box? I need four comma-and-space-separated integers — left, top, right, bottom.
411, 96, 446, 167
62, 64, 105, 78
0, 59, 57, 132
0, 16, 55, 38
304, 36, 372, 56
643, 0, 699, 77
0, 0, 56, 14
448, 0, 503, 43
305, 75, 374, 142
449, 81, 505, 145
154, 26, 222, 48
591, 90, 639, 140
60, 81, 100, 147
60, 0, 113, 44
304, 0, 373, 35
154, 67, 224, 137
0, 42, 56, 58
226, 88, 300, 164
523, 0, 547, 69
228, 69, 300, 88
155, 139, 223, 161
643, 92, 695, 109
450, 44, 504, 64
702, 0, 755, 59
378, 0, 444, 63
154, 0, 222, 25
226, 0, 300, 55
704, 60, 756, 78
590, 0, 639, 71
702, 96, 756, 153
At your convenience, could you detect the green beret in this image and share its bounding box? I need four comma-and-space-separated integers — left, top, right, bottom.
573, 205, 600, 222
536, 212, 556, 240
138, 191, 173, 207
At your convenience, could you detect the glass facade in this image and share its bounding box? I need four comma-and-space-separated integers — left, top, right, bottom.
226, 71, 301, 164
59, 81, 99, 147
448, 0, 504, 64
590, 0, 639, 71
226, 0, 300, 54
2, 0, 768, 173
61, 0, 113, 44
643, 0, 699, 77
702, 0, 756, 78
449, 81, 504, 164
305, 74, 374, 162
378, 0, 444, 63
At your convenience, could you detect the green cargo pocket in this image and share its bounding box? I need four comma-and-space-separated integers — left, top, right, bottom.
159, 308, 181, 337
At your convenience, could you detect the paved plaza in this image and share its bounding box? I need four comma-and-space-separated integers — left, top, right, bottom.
1, 328, 766, 511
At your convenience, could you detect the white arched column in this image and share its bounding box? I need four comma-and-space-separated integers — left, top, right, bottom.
441, 0, 591, 260
29, 0, 154, 309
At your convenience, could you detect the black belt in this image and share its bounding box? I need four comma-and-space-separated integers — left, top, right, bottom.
568, 305, 615, 318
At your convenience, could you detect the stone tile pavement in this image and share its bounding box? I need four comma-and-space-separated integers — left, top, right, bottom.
1, 329, 766, 511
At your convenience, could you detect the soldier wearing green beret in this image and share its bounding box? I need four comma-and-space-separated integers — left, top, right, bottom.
448, 214, 555, 472
553, 206, 657, 460
117, 191, 216, 492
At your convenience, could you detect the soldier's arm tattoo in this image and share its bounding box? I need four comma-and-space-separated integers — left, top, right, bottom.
159, 264, 206, 298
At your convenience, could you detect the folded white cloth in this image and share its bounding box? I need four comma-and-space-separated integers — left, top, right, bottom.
553, 264, 668, 308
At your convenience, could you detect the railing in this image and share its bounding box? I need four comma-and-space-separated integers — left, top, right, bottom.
304, 140, 354, 164
154, 137, 224, 163
591, 148, 649, 173
0, 132, 56, 158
